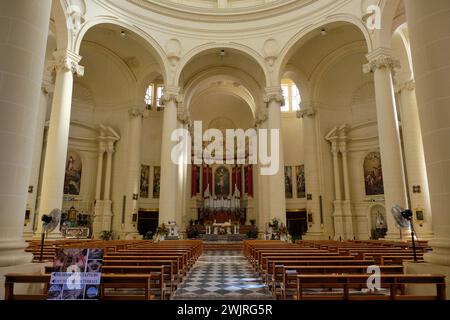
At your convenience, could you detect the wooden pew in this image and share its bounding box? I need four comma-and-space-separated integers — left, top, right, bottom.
268, 259, 375, 290
4, 273, 159, 300
294, 274, 446, 300
280, 265, 404, 299
101, 265, 166, 299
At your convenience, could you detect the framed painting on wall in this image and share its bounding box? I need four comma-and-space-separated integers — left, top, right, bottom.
140, 165, 150, 198
295, 165, 306, 198
363, 152, 384, 196
64, 151, 82, 195
285, 166, 293, 198
152, 166, 161, 198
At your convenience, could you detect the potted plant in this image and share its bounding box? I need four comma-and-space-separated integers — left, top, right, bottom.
99, 230, 113, 240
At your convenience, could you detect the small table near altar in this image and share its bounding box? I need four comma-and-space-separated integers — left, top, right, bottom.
213, 220, 233, 235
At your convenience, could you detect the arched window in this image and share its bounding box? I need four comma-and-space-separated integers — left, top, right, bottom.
144, 84, 154, 107
144, 82, 165, 111
281, 79, 301, 112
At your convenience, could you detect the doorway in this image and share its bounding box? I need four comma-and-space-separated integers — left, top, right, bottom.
137, 209, 159, 239
286, 210, 308, 240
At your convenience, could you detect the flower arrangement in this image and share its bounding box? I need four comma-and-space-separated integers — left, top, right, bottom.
269, 218, 280, 232
156, 223, 169, 237
279, 223, 288, 235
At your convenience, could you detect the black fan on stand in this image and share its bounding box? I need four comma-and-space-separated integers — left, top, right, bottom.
391, 205, 418, 262
39, 208, 61, 261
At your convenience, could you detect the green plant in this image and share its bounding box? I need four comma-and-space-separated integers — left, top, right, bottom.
99, 230, 113, 240
269, 218, 280, 231
186, 224, 199, 239
143, 230, 153, 240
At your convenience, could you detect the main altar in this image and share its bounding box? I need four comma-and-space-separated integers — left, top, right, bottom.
196, 164, 249, 226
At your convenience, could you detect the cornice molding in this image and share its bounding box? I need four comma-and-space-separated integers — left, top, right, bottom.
127, 0, 317, 23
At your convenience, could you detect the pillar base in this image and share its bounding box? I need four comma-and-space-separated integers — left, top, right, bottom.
22, 231, 35, 240
404, 261, 450, 300
117, 231, 142, 240
424, 238, 450, 266
303, 230, 325, 240
0, 239, 33, 267
384, 229, 410, 240
93, 200, 113, 239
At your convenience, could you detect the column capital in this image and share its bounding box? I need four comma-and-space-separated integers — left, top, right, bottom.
128, 108, 145, 118
330, 138, 339, 154
395, 79, 416, 94
363, 48, 400, 73
41, 64, 54, 94
263, 87, 284, 106
339, 143, 348, 155
105, 140, 115, 153
98, 141, 107, 154
296, 100, 316, 118
51, 49, 84, 77
177, 108, 191, 125
255, 109, 268, 127
161, 86, 183, 106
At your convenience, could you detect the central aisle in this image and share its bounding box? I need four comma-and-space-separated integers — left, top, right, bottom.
172, 250, 274, 300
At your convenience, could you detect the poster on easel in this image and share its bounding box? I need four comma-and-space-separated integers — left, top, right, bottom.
47, 248, 103, 300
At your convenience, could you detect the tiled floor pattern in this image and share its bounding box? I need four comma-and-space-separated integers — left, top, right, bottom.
172, 250, 274, 300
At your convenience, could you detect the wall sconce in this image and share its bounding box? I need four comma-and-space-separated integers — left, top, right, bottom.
307, 194, 312, 200
132, 193, 139, 200
412, 185, 421, 194
28, 186, 33, 193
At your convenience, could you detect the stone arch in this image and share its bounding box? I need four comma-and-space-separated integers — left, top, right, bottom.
175, 43, 270, 88
74, 18, 169, 83
183, 68, 261, 118
310, 41, 369, 102
276, 17, 373, 84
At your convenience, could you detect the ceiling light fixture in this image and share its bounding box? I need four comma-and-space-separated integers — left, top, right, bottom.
320, 28, 327, 36
120, 30, 126, 37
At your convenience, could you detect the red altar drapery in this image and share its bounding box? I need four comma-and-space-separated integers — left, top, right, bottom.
246, 165, 253, 196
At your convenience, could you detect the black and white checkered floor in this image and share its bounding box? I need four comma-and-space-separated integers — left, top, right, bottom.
172, 250, 274, 300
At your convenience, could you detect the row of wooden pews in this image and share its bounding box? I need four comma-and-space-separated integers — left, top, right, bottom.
5, 240, 203, 300
244, 240, 446, 300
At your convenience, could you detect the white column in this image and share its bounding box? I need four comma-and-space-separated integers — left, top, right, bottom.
0, 0, 52, 266
340, 142, 354, 239
256, 115, 270, 237
331, 140, 342, 201
395, 80, 433, 239
330, 139, 344, 239
95, 143, 105, 201
159, 90, 181, 225
298, 105, 323, 238
122, 108, 143, 237
264, 89, 286, 224
25, 72, 53, 237
37, 49, 84, 237
340, 144, 351, 202
405, 0, 450, 266
103, 142, 114, 201
364, 48, 408, 239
